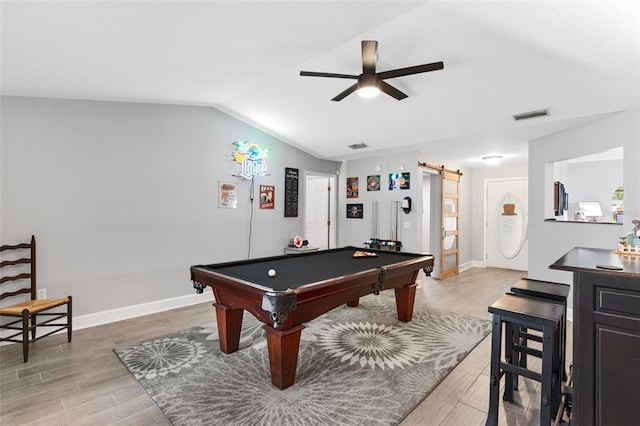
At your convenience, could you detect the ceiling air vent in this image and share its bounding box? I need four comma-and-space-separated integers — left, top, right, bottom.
513, 108, 549, 121
348, 143, 369, 150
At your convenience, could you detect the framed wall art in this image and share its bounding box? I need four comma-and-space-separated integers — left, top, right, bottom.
389, 172, 410, 190
346, 203, 364, 219
259, 185, 275, 209
218, 181, 238, 208
347, 177, 359, 198
367, 175, 380, 191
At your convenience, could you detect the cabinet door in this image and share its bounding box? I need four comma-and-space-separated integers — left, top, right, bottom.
595, 325, 640, 425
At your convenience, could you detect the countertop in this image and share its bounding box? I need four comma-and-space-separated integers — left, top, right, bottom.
549, 246, 640, 277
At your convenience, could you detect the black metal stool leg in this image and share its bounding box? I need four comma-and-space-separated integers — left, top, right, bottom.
503, 321, 514, 402
486, 313, 502, 426
540, 324, 554, 426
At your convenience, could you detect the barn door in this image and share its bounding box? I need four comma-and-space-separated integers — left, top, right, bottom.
419, 162, 462, 280
441, 168, 461, 279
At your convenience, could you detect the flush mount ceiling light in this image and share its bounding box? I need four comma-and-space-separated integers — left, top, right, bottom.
482, 155, 503, 165
513, 108, 549, 121
348, 143, 369, 150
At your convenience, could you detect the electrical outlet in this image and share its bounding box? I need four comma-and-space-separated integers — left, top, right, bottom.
37, 288, 46, 299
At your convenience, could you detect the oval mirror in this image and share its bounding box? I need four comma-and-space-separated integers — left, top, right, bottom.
495, 192, 527, 259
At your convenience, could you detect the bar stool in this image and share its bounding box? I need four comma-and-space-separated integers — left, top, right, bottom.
486, 293, 564, 426
511, 278, 570, 382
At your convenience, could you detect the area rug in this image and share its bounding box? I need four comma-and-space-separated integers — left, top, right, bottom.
114, 292, 491, 426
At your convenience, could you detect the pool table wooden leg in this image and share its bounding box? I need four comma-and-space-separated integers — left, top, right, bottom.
213, 303, 243, 353
395, 283, 418, 322
263, 324, 305, 390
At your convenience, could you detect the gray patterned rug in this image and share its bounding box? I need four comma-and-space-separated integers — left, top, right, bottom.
114, 292, 491, 426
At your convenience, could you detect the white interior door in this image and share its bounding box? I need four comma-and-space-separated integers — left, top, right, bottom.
486, 178, 528, 271
305, 174, 335, 249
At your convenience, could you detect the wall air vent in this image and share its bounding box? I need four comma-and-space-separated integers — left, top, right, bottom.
513, 108, 549, 121
348, 143, 369, 150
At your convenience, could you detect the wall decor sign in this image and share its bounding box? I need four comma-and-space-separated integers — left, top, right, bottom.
347, 177, 359, 198
218, 181, 238, 209
284, 167, 299, 217
367, 175, 380, 191
232, 141, 270, 180
259, 185, 275, 209
347, 203, 364, 219
389, 172, 410, 190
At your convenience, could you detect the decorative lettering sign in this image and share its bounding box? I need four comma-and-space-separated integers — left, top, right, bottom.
260, 185, 275, 209
284, 167, 299, 217
232, 141, 269, 180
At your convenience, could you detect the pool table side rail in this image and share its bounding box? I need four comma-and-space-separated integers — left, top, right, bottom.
191, 265, 384, 327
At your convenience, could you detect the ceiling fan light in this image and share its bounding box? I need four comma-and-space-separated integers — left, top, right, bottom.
358, 86, 380, 98
357, 74, 381, 98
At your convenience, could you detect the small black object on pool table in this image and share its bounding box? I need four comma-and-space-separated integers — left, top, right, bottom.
191, 246, 434, 390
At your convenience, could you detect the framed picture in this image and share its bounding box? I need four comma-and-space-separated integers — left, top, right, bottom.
366, 175, 380, 191
284, 167, 298, 217
346, 203, 364, 219
346, 177, 359, 198
259, 185, 275, 209
218, 181, 238, 208
389, 172, 410, 190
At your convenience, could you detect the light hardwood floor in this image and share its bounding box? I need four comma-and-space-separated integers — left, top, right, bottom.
0, 267, 572, 425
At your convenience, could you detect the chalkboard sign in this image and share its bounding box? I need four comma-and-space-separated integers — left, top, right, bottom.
284, 167, 299, 217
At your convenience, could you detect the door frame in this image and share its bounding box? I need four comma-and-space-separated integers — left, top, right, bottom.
421, 167, 441, 278
304, 172, 337, 249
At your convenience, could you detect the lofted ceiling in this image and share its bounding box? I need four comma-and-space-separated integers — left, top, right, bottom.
1, 1, 638, 168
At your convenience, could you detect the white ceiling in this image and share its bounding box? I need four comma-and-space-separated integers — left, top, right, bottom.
2, 1, 638, 168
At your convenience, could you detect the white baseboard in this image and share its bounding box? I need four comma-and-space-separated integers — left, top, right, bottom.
0, 290, 213, 346
73, 290, 213, 331
471, 260, 487, 268
459, 260, 476, 272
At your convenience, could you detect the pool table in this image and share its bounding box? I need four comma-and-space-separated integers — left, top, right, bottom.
190, 246, 434, 389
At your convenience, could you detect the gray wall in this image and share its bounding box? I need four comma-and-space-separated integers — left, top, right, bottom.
1, 96, 338, 316
3, 96, 636, 319
338, 153, 422, 251
528, 108, 640, 308
338, 153, 473, 268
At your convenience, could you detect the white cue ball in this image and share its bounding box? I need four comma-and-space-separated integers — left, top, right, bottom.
268, 268, 276, 277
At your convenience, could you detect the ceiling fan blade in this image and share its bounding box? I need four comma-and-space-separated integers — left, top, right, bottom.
378, 61, 444, 80
362, 40, 378, 74
379, 81, 408, 100
331, 83, 358, 101
300, 71, 358, 79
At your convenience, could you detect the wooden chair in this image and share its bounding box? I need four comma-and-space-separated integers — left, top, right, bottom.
0, 235, 72, 362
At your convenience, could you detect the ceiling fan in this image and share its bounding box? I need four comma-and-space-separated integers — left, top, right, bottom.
300, 40, 444, 101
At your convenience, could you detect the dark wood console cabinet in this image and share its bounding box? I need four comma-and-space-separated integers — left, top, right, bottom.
550, 247, 640, 426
